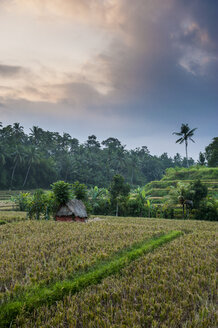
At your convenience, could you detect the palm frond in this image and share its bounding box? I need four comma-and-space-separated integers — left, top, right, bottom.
176, 137, 184, 143
189, 128, 197, 134
189, 138, 195, 143
173, 132, 182, 136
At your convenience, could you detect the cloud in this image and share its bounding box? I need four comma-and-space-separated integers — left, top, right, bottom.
0, 0, 217, 157
0, 64, 25, 77
11, 0, 117, 28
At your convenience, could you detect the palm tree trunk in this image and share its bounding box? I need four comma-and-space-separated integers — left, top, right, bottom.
23, 163, 31, 187
10, 160, 18, 189
185, 140, 189, 168
116, 201, 119, 216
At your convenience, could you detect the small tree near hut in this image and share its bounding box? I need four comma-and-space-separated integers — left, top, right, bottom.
109, 174, 130, 216
72, 181, 87, 201
51, 181, 71, 208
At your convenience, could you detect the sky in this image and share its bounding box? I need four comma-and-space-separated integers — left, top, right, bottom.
0, 0, 217, 159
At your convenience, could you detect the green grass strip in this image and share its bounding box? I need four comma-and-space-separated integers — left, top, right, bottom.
0, 230, 182, 327
0, 220, 6, 225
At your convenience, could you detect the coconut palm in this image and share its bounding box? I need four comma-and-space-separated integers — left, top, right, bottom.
173, 124, 197, 168
10, 145, 24, 188
23, 146, 41, 187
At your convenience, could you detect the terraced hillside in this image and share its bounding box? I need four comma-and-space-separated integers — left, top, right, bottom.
0, 190, 40, 211
0, 190, 21, 211
144, 167, 218, 207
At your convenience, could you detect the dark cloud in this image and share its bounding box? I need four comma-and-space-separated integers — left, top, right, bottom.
90, 0, 218, 119
179, 0, 218, 48
0, 64, 24, 77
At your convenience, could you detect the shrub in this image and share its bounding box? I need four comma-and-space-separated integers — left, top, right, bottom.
72, 181, 87, 201
27, 189, 48, 220
51, 181, 71, 206
109, 175, 130, 216
127, 198, 147, 217
189, 179, 208, 208
193, 198, 218, 221
12, 192, 30, 211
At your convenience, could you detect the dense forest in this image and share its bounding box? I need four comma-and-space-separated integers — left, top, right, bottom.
0, 122, 216, 190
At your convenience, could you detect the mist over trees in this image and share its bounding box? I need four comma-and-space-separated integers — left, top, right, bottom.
0, 122, 200, 190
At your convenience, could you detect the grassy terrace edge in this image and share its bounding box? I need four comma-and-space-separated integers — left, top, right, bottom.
0, 230, 183, 327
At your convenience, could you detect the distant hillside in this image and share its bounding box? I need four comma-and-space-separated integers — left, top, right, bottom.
145, 167, 218, 206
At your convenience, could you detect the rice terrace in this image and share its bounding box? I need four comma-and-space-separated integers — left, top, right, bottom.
0, 212, 216, 327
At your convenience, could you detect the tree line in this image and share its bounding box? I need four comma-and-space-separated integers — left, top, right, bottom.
0, 122, 215, 190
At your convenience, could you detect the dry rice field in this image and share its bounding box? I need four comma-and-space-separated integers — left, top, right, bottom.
0, 215, 217, 327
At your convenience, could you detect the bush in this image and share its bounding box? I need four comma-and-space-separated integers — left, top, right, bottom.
193, 199, 218, 221
189, 180, 208, 208
27, 189, 45, 220
51, 181, 71, 206
12, 192, 30, 211
72, 181, 87, 201
90, 198, 111, 216
127, 198, 147, 217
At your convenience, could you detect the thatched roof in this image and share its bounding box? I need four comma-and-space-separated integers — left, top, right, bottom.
56, 199, 87, 218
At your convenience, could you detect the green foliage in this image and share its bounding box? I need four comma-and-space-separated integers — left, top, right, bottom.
109, 175, 130, 200
72, 181, 87, 201
205, 137, 218, 167
109, 175, 130, 216
51, 181, 71, 206
88, 187, 110, 214
188, 179, 208, 208
198, 152, 206, 165
163, 180, 208, 219
12, 192, 30, 211
27, 189, 45, 220
0, 220, 6, 225
163, 166, 218, 181
173, 123, 197, 167
193, 198, 218, 221
0, 122, 197, 190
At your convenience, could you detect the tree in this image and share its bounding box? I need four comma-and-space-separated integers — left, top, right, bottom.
173, 153, 183, 167
23, 146, 41, 187
51, 181, 71, 206
109, 174, 130, 216
173, 124, 197, 168
165, 182, 191, 219
205, 137, 218, 167
10, 145, 24, 189
72, 181, 87, 201
189, 179, 208, 209
198, 152, 206, 166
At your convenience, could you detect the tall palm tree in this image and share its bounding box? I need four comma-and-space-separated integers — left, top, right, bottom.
173, 124, 197, 168
29, 126, 43, 146
10, 145, 24, 189
23, 146, 41, 187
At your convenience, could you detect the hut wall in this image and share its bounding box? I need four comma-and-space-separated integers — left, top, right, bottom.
56, 216, 73, 222
74, 217, 86, 222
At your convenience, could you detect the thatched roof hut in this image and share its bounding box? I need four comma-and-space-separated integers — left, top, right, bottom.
56, 199, 88, 222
